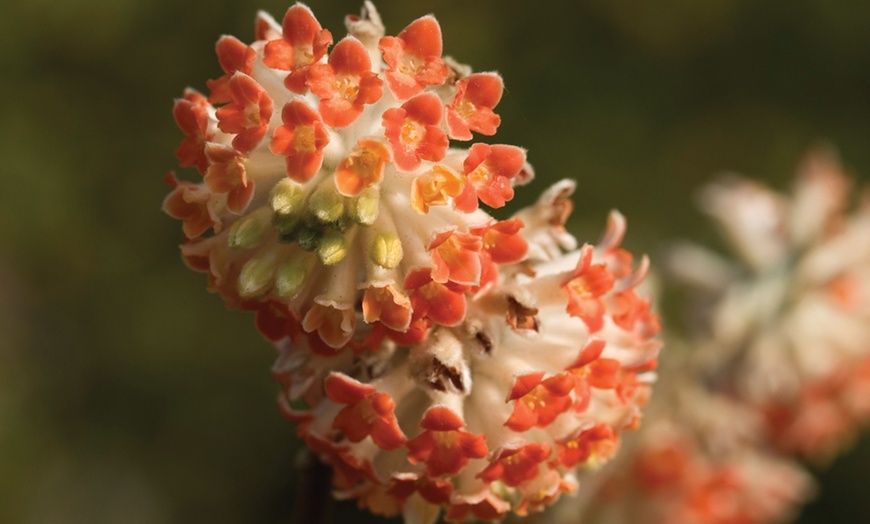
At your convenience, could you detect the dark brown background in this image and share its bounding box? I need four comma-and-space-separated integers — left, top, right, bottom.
1, 0, 868, 522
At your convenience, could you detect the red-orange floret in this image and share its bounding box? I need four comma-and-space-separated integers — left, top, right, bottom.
334, 138, 391, 196
203, 143, 254, 213
206, 36, 256, 104
308, 37, 384, 128
446, 72, 504, 140
429, 229, 483, 286
470, 218, 529, 264
478, 443, 552, 486
244, 299, 303, 342
505, 372, 574, 432
362, 284, 413, 332
454, 143, 526, 212
162, 172, 218, 238
301, 303, 355, 349
444, 493, 510, 523
379, 15, 449, 100
215, 73, 274, 153
270, 100, 330, 182
388, 473, 453, 506
173, 89, 213, 174
324, 373, 407, 450
263, 3, 333, 93
563, 246, 616, 332
406, 406, 488, 477
555, 423, 618, 468
382, 92, 448, 172
404, 269, 467, 327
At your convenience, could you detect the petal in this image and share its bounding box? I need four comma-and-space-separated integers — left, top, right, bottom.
325, 372, 376, 404
419, 405, 464, 431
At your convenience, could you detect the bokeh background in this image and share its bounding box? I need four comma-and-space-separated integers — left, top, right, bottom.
2, 0, 870, 522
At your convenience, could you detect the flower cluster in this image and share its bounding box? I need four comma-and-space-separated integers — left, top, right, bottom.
163, 2, 660, 521
545, 146, 870, 524
554, 378, 813, 524
681, 147, 870, 461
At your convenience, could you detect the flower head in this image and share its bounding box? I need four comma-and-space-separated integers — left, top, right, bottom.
552, 383, 814, 524
165, 3, 661, 521
671, 146, 870, 461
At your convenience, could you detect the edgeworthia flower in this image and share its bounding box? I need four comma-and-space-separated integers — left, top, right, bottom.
163, 2, 661, 521
669, 146, 870, 461
553, 377, 813, 524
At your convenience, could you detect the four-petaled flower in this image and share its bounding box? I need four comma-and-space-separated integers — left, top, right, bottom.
334, 138, 391, 196
454, 143, 527, 212
173, 89, 213, 174
324, 372, 407, 450
215, 73, 274, 153
263, 3, 333, 93
478, 442, 553, 486
406, 406, 488, 477
563, 245, 616, 332
206, 36, 255, 104
379, 15, 449, 100
307, 37, 384, 128
446, 72, 504, 140
269, 100, 330, 182
203, 143, 254, 213
382, 92, 448, 172
505, 372, 575, 432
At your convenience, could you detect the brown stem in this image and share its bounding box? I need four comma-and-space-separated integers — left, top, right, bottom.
294, 451, 334, 524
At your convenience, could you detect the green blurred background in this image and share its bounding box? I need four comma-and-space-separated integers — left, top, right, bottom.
1, 0, 869, 522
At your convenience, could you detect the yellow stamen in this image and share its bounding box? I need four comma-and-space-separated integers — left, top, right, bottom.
318, 231, 348, 265
371, 232, 403, 269
275, 257, 308, 298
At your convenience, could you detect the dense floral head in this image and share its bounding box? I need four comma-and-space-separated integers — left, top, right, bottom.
670, 146, 870, 461
164, 2, 661, 521
552, 382, 813, 524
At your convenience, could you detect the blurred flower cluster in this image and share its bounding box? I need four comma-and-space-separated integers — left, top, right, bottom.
552, 147, 870, 524
164, 2, 870, 523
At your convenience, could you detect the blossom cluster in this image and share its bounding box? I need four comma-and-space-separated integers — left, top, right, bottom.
551, 147, 870, 524
555, 375, 814, 524
163, 2, 660, 522
689, 147, 870, 461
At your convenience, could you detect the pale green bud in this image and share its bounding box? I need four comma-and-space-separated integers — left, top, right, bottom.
275, 257, 308, 299
238, 254, 276, 298
309, 187, 345, 223
349, 187, 380, 225
270, 179, 305, 216
227, 209, 269, 249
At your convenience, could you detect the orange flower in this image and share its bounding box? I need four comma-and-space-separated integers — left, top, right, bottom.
325, 373, 406, 450
214, 73, 273, 153
382, 92, 448, 172
206, 36, 255, 104
172, 89, 212, 174
269, 100, 329, 182
406, 406, 488, 477
308, 37, 383, 128
334, 138, 390, 196
262, 3, 333, 93
379, 16, 448, 100
446, 72, 504, 140
454, 143, 526, 212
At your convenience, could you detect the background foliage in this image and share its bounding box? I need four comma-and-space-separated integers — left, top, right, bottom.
1, 0, 869, 522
